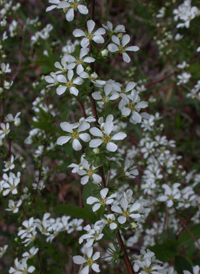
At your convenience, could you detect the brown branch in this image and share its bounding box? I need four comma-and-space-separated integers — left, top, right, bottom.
175, 209, 200, 249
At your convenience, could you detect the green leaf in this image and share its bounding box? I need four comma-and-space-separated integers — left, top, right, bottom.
175, 256, 193, 274
149, 240, 177, 261
178, 224, 200, 246
54, 204, 96, 223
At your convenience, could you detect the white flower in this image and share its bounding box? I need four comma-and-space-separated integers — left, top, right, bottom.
102, 21, 125, 33
0, 123, 10, 138
73, 20, 106, 48
46, 0, 62, 12
108, 34, 139, 63
120, 90, 148, 124
177, 72, 191, 85
56, 70, 83, 96
68, 218, 83, 233
87, 188, 116, 211
59, 0, 88, 22
158, 183, 181, 207
0, 245, 8, 258
0, 63, 11, 74
3, 175, 20, 196
57, 121, 90, 151
9, 258, 35, 274
89, 115, 127, 152
124, 158, 138, 179
111, 197, 141, 224
6, 199, 22, 213
5, 112, 21, 126
3, 155, 15, 171
70, 156, 102, 185
45, 72, 59, 87
22, 247, 39, 260
104, 214, 117, 230
73, 247, 100, 274
65, 47, 95, 74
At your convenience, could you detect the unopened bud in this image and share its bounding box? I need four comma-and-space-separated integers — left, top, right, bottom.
101, 49, 108, 57
93, 148, 100, 154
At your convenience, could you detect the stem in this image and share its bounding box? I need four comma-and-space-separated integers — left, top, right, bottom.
175, 209, 200, 249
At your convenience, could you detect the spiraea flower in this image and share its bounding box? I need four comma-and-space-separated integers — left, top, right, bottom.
69, 156, 102, 185
89, 114, 127, 152
59, 0, 88, 22
6, 199, 22, 213
73, 20, 106, 48
108, 34, 139, 63
56, 69, 83, 96
111, 197, 141, 224
57, 121, 91, 151
9, 258, 35, 274
64, 47, 95, 74
0, 123, 10, 138
73, 247, 100, 274
87, 188, 116, 211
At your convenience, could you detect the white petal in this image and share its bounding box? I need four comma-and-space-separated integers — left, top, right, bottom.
90, 127, 103, 137
112, 35, 120, 45
73, 77, 83, 85
106, 142, 118, 152
73, 255, 86, 264
131, 111, 141, 123
111, 132, 127, 140
92, 263, 100, 272
66, 8, 74, 21
79, 133, 91, 142
92, 203, 101, 212
78, 5, 88, 15
87, 196, 99, 204
81, 176, 89, 185
126, 46, 139, 52
57, 136, 71, 145
57, 75, 67, 83
122, 52, 131, 63
93, 35, 104, 44
60, 122, 73, 132
70, 87, 79, 96
72, 139, 82, 151
73, 29, 85, 37
80, 265, 89, 274
87, 20, 95, 33
89, 139, 103, 148
108, 43, 119, 52
56, 86, 67, 95
122, 34, 130, 46
118, 216, 126, 224
100, 188, 108, 199
92, 174, 102, 184
94, 28, 106, 35
81, 38, 90, 48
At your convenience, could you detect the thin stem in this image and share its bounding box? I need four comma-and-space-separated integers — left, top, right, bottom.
175, 209, 200, 249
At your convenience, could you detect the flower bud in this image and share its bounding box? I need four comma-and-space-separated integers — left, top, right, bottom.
93, 148, 100, 154
101, 49, 108, 57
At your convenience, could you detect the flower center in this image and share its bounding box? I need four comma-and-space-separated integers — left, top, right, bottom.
86, 33, 94, 40
144, 267, 152, 274
87, 169, 94, 177
102, 96, 107, 103
10, 185, 16, 191
23, 269, 28, 274
107, 218, 113, 223
77, 59, 83, 65
168, 194, 174, 200
100, 198, 107, 205
66, 81, 73, 88
71, 131, 79, 139
128, 103, 136, 111
89, 75, 96, 81
71, 1, 79, 9
103, 136, 111, 143
123, 210, 129, 218
118, 46, 125, 53
3, 129, 8, 134
87, 258, 93, 266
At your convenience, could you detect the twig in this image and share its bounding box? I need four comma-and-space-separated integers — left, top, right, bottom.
175, 209, 200, 249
